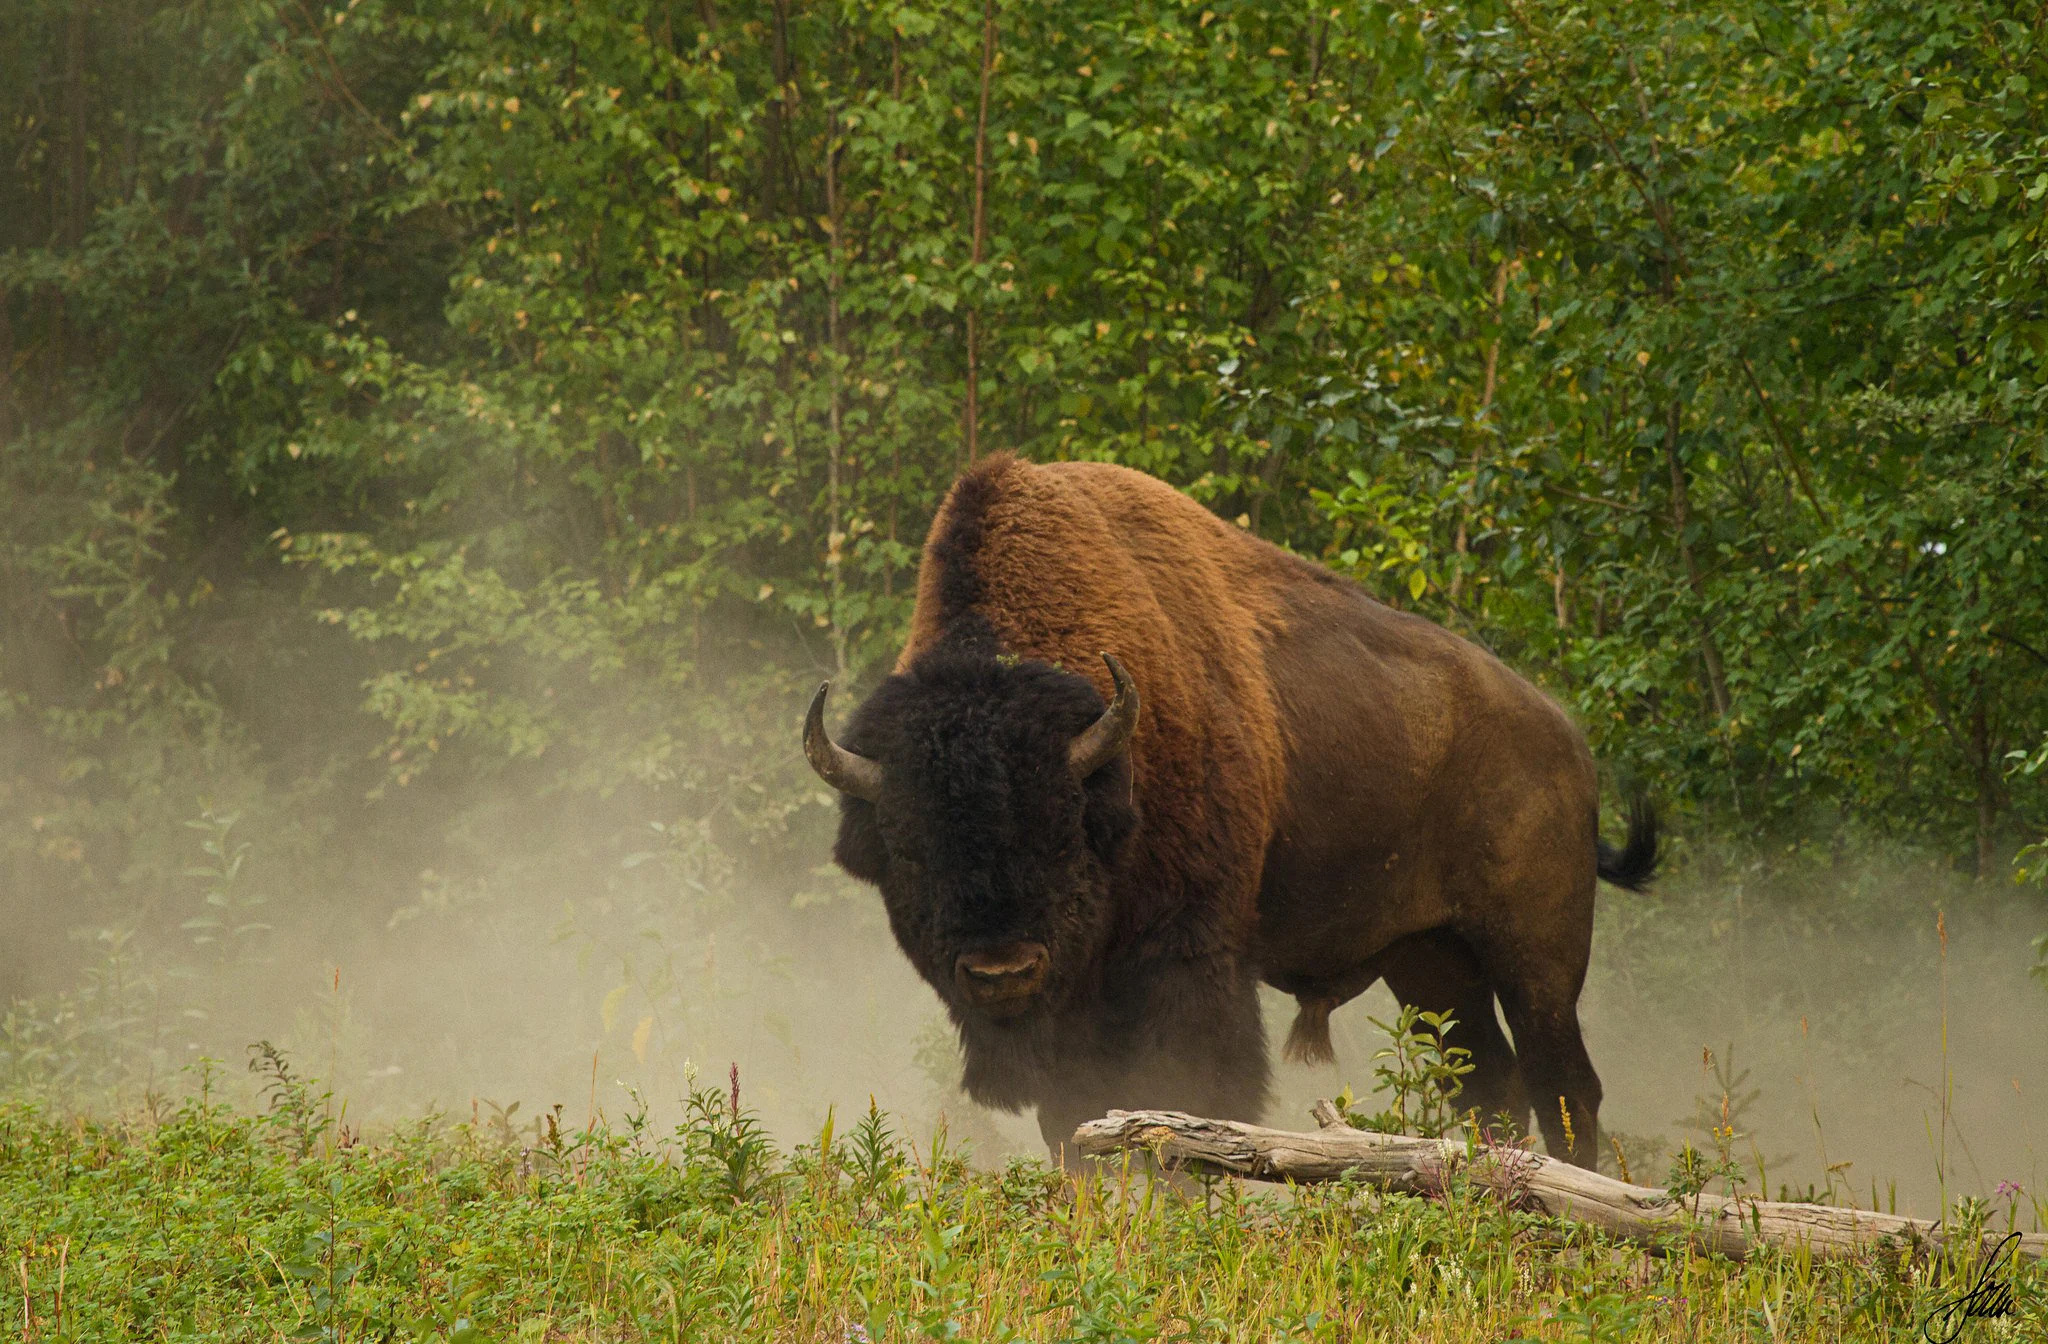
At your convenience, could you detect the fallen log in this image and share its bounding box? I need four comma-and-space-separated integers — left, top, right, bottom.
1072, 1102, 2045, 1264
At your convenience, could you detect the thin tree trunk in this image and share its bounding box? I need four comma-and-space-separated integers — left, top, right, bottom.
1665, 401, 1730, 720
962, 0, 997, 465
962, 320, 982, 463
764, 0, 793, 216
1736, 355, 1830, 528
0, 299, 15, 444
594, 431, 622, 599
1449, 258, 1512, 603
58, 0, 91, 367
883, 41, 905, 600
1245, 444, 1287, 535
1973, 686, 2000, 880
65, 1, 89, 249
884, 447, 900, 601
824, 118, 850, 682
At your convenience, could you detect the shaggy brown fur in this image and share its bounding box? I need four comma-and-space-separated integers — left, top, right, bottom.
827, 455, 1655, 1166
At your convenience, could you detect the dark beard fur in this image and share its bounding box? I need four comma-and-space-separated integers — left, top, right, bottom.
952, 952, 1273, 1125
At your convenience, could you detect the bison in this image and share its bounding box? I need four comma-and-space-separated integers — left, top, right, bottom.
804, 455, 1656, 1166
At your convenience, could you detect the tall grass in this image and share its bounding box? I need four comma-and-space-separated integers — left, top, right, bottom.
1, 1059, 2042, 1343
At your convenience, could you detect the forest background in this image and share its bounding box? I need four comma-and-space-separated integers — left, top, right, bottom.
2, 0, 2046, 1200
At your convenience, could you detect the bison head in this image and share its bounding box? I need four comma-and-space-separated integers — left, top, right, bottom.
805, 648, 1140, 1023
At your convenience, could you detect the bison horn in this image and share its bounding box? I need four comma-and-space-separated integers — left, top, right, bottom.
1068, 652, 1140, 779
804, 682, 884, 802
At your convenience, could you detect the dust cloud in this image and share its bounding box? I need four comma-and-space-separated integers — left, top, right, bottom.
1267, 862, 2048, 1220
50, 851, 1047, 1159
5, 769, 2043, 1223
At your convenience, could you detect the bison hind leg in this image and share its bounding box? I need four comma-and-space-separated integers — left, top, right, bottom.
1283, 995, 1342, 1066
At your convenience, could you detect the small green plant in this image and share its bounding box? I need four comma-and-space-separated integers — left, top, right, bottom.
404, 1279, 498, 1344
1335, 1005, 1475, 1139
179, 807, 270, 971
2018, 836, 2048, 991
1663, 1141, 1748, 1218
910, 1015, 963, 1096
0, 920, 166, 1102
471, 1098, 537, 1150
1661, 1055, 1756, 1216
2005, 741, 2047, 989
847, 1095, 908, 1203
1043, 1244, 1168, 1344
678, 1064, 779, 1203
1677, 1043, 1786, 1195
1603, 1127, 1670, 1186
905, 1197, 974, 1341
248, 1040, 332, 1159
283, 1173, 373, 1343
1551, 1289, 1651, 1343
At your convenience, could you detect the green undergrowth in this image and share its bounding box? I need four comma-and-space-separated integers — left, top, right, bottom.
4, 1068, 2045, 1343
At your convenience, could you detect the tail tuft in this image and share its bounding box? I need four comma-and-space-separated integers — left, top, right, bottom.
1596, 792, 1660, 892
1283, 997, 1340, 1066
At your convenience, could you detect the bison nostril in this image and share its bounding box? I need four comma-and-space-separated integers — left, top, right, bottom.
965, 961, 1024, 983
954, 943, 1049, 996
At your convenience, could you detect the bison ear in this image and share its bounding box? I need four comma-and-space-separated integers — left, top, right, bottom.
1081, 753, 1139, 859
832, 800, 888, 883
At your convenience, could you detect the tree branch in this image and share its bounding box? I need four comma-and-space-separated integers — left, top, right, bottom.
1075, 1105, 2047, 1264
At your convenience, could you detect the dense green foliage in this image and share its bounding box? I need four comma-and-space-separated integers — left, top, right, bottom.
3, 0, 2046, 1077
3, 1078, 2044, 1342
4, 6, 2047, 1327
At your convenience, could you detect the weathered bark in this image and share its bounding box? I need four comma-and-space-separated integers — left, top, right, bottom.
962, 0, 997, 466
65, 0, 90, 249
883, 34, 905, 599
56, 0, 92, 367
1449, 258, 1512, 605
823, 120, 850, 681
764, 0, 794, 216
1074, 1104, 2046, 1264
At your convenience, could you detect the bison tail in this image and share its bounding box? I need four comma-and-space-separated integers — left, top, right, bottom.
1282, 996, 1341, 1067
1595, 792, 1660, 892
